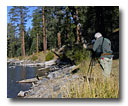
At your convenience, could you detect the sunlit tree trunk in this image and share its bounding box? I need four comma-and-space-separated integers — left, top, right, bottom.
76, 9, 80, 44
37, 32, 39, 55
20, 7, 25, 57
57, 17, 61, 49
57, 31, 61, 48
66, 7, 70, 39
42, 7, 47, 54
11, 45, 13, 58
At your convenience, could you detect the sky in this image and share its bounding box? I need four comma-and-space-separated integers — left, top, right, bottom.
7, 6, 37, 30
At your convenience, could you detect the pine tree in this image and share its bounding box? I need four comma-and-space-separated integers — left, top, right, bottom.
7, 23, 16, 57
32, 7, 43, 55
8, 6, 29, 57
42, 7, 47, 53
55, 7, 65, 48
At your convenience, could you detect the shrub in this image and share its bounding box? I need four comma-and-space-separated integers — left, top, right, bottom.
45, 51, 54, 61
31, 55, 38, 61
18, 56, 23, 60
63, 44, 90, 64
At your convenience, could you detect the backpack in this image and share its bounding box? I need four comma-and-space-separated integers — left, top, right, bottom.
94, 37, 112, 57
102, 37, 112, 54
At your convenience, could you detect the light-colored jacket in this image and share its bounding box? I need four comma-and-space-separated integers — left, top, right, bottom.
93, 36, 113, 58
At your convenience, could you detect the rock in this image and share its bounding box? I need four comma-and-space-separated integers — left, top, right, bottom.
42, 78, 48, 82
53, 85, 60, 92
36, 78, 48, 86
47, 71, 60, 79
72, 75, 79, 79
9, 66, 16, 68
36, 63, 45, 67
17, 91, 28, 97
57, 93, 62, 98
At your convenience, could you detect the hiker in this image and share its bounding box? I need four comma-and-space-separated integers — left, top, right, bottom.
93, 32, 113, 78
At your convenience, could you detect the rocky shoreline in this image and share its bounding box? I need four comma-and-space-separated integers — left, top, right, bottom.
23, 73, 81, 98
8, 58, 82, 98
7, 58, 57, 68
19, 64, 80, 98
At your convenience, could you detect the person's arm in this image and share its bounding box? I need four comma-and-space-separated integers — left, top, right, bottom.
93, 39, 100, 52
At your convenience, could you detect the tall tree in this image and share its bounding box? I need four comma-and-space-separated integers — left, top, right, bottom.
32, 7, 42, 55
7, 23, 16, 57
66, 7, 70, 39
68, 6, 81, 43
45, 7, 58, 49
20, 6, 26, 57
76, 7, 80, 43
8, 6, 29, 57
55, 7, 65, 48
42, 7, 47, 53
7, 6, 119, 58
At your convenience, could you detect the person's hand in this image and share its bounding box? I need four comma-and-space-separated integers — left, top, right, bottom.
83, 44, 87, 48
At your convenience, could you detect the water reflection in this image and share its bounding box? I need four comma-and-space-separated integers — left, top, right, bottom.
7, 65, 37, 98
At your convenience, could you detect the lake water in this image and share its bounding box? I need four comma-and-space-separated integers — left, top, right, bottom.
7, 65, 38, 98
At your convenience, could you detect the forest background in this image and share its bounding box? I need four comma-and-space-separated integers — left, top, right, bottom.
7, 6, 119, 62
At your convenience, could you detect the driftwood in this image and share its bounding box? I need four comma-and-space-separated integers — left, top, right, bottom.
51, 45, 66, 57
69, 64, 80, 73
45, 59, 56, 66
16, 76, 43, 83
17, 63, 80, 83
38, 67, 50, 71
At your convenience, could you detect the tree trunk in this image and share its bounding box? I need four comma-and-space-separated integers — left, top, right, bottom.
37, 32, 39, 55
22, 30, 25, 57
77, 24, 80, 43
11, 45, 13, 58
20, 7, 25, 57
66, 7, 70, 39
57, 31, 61, 49
76, 9, 80, 44
42, 7, 47, 54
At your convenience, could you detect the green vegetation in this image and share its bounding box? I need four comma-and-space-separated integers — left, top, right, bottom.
7, 6, 119, 58
18, 56, 23, 60
31, 55, 38, 61
63, 44, 90, 64
45, 51, 54, 61
7, 6, 119, 98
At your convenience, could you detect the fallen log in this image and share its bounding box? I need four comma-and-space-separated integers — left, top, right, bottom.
51, 45, 66, 57
51, 50, 61, 58
45, 59, 56, 66
38, 67, 50, 71
69, 64, 80, 73
16, 76, 43, 83
57, 45, 66, 53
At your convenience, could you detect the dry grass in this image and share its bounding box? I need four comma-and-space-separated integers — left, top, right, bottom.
60, 59, 119, 98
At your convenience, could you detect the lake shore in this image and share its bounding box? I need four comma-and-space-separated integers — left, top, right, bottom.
23, 59, 119, 98
8, 58, 80, 98
24, 72, 81, 98
8, 58, 119, 98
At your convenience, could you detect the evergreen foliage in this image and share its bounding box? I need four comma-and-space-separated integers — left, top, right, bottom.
7, 6, 119, 60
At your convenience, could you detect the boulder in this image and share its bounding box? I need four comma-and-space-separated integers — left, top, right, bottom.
17, 91, 28, 97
